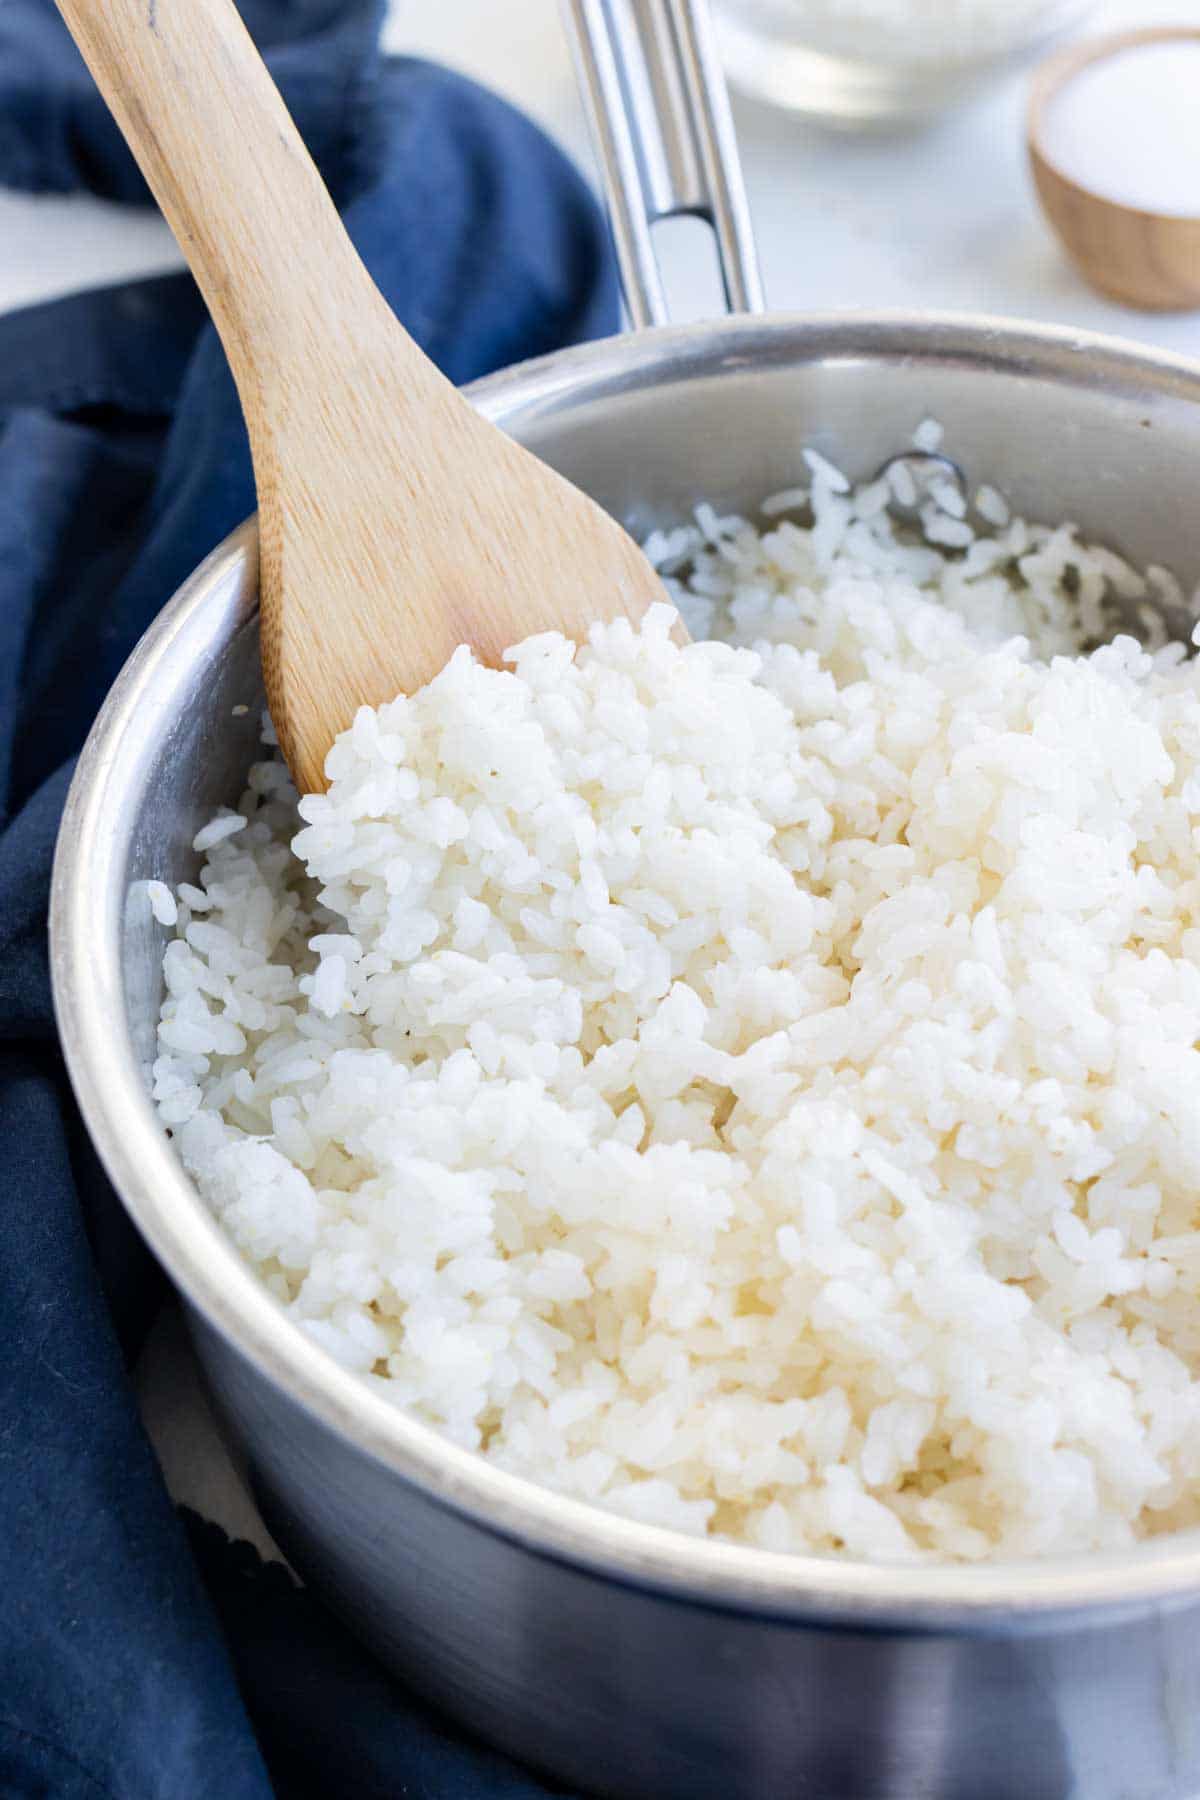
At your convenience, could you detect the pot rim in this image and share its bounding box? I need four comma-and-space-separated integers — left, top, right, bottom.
51, 309, 1200, 1629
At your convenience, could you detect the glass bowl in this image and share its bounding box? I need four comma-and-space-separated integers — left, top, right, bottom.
714, 0, 1099, 127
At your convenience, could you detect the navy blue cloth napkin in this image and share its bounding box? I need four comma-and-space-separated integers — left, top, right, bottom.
0, 3, 617, 1794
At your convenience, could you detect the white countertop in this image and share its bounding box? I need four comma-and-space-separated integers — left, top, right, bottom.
13, 0, 1200, 1555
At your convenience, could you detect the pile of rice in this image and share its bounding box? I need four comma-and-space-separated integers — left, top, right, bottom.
152, 426, 1200, 1564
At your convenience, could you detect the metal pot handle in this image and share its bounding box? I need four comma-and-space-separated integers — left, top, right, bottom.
564, 0, 766, 328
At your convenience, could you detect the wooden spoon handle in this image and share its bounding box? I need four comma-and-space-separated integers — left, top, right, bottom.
53, 0, 375, 398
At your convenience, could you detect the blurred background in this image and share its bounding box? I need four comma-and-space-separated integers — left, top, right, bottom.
3, 0, 1199, 351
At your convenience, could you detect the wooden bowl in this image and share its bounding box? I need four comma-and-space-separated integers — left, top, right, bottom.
1029, 27, 1200, 312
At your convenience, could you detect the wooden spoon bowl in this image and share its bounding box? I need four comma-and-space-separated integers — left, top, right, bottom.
54, 0, 673, 795
1029, 27, 1200, 314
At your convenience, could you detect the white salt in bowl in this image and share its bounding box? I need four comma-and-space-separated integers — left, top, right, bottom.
715, 0, 1097, 126
1030, 27, 1200, 312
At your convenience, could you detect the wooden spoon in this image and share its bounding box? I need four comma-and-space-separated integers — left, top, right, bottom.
55, 0, 671, 794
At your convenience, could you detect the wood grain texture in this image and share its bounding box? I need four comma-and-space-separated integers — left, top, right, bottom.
1028, 27, 1200, 315
54, 0, 670, 793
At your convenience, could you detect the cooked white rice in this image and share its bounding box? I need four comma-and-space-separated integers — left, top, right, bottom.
144, 880, 178, 928
153, 429, 1200, 1564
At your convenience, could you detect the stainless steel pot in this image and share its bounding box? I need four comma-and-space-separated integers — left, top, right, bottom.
50, 3, 1200, 1796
